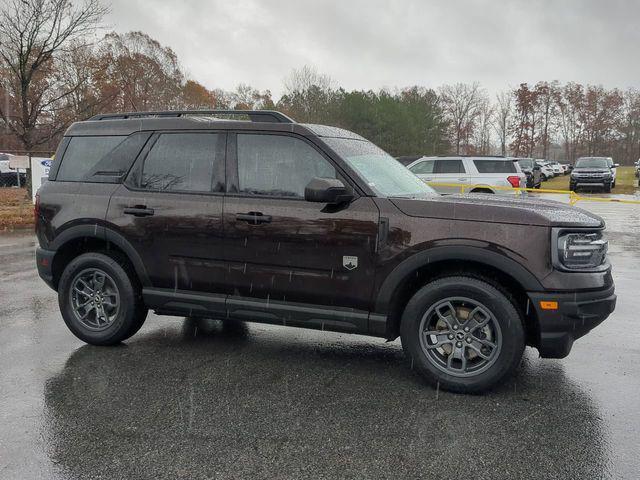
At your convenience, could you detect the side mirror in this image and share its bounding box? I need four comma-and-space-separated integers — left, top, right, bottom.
614, 163, 620, 168
305, 177, 353, 204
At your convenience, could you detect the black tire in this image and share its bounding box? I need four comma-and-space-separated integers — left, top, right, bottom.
569, 183, 576, 192
604, 183, 612, 193
534, 183, 541, 189
470, 188, 494, 194
58, 252, 148, 345
400, 276, 525, 394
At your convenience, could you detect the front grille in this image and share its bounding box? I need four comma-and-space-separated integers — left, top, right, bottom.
574, 173, 604, 178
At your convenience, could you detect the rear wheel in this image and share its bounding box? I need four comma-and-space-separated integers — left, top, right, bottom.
400, 276, 525, 393
58, 252, 148, 345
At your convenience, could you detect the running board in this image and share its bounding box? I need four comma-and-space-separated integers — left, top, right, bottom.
142, 288, 384, 336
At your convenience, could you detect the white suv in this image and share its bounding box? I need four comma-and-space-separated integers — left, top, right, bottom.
407, 156, 526, 195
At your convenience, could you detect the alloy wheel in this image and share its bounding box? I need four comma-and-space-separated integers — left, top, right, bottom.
69, 268, 120, 331
418, 297, 502, 377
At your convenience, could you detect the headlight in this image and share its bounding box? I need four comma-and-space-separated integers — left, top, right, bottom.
554, 230, 608, 270
603, 172, 612, 178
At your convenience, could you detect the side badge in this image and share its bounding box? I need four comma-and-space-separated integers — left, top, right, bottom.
343, 255, 358, 271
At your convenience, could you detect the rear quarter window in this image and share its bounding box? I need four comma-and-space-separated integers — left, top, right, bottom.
473, 160, 517, 173
55, 134, 150, 183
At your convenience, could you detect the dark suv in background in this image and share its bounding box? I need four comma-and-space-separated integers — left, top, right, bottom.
570, 157, 614, 192
35, 110, 616, 393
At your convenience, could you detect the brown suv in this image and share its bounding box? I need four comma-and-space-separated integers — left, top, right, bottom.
35, 110, 616, 393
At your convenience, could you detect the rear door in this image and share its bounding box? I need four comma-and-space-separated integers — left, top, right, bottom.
434, 158, 468, 194
107, 131, 227, 301
221, 132, 379, 331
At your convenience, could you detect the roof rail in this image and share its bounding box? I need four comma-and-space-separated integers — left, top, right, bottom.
88, 110, 295, 123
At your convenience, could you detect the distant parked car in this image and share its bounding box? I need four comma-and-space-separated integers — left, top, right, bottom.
560, 163, 570, 174
570, 157, 614, 193
0, 153, 27, 187
635, 160, 640, 178
548, 161, 563, 176
605, 157, 619, 187
407, 156, 525, 195
535, 160, 555, 181
516, 158, 542, 189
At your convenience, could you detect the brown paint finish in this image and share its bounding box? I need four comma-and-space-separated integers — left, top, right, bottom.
222, 195, 379, 311
35, 113, 615, 359
106, 185, 226, 294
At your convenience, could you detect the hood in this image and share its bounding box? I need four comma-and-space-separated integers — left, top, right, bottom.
390, 194, 604, 228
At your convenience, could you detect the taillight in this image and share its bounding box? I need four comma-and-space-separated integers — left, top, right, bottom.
507, 176, 521, 188
34, 192, 40, 225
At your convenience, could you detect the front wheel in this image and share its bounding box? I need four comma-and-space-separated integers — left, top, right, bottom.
400, 276, 525, 393
58, 252, 148, 345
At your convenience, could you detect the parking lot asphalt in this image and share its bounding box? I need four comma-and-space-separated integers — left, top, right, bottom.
1, 197, 639, 480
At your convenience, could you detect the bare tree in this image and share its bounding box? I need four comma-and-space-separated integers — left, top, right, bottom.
439, 82, 484, 154
473, 98, 494, 155
493, 90, 512, 156
283, 65, 333, 96
0, 0, 108, 151
279, 65, 335, 123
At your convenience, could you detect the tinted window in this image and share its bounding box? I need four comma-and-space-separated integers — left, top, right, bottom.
435, 159, 465, 174
57, 136, 126, 181
237, 134, 335, 198
141, 133, 222, 192
81, 132, 151, 182
410, 160, 435, 174
473, 160, 517, 173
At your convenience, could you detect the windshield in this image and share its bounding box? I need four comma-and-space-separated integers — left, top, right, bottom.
575, 157, 609, 168
324, 137, 436, 198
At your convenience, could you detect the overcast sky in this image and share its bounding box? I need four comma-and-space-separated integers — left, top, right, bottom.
105, 0, 639, 99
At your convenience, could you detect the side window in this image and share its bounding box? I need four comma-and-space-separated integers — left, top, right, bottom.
57, 136, 126, 181
141, 133, 223, 192
473, 160, 516, 173
409, 159, 435, 174
435, 159, 465, 174
237, 134, 336, 198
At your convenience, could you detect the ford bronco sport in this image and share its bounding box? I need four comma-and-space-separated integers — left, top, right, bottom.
35, 110, 616, 393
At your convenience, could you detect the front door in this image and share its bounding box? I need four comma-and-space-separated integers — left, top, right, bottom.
222, 132, 379, 332
108, 131, 227, 301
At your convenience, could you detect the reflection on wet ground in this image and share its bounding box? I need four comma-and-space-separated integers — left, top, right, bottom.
1, 197, 639, 479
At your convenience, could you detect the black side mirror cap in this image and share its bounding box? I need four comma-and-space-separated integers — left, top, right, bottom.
304, 177, 353, 204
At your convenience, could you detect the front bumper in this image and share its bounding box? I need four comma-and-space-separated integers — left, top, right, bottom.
36, 247, 56, 290
570, 177, 611, 188
527, 284, 616, 358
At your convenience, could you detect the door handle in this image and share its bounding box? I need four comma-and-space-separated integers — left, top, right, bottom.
457, 178, 467, 182
124, 206, 155, 217
236, 212, 272, 225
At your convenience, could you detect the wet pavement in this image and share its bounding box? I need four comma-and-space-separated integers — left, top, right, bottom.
1, 199, 639, 479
